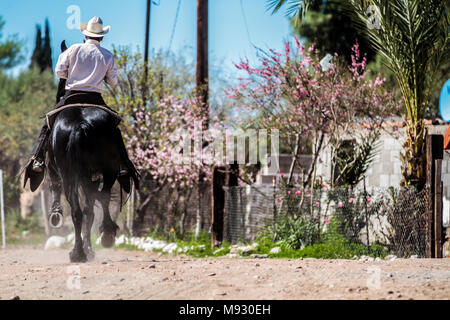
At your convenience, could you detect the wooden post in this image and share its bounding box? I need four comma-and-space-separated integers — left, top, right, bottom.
426, 134, 443, 258
144, 0, 151, 79
211, 166, 226, 247
196, 0, 209, 128
142, 0, 152, 107
0, 170, 6, 248
223, 162, 239, 242
195, 0, 208, 239
434, 160, 443, 258
40, 189, 50, 236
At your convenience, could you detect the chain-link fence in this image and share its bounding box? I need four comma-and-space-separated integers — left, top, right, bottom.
223, 185, 429, 257
131, 182, 212, 236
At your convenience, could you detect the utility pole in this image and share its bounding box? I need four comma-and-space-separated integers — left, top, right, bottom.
144, 0, 151, 79
196, 0, 209, 129
195, 0, 209, 238
142, 0, 152, 106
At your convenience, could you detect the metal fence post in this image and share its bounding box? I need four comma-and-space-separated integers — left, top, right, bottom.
364, 177, 370, 255
0, 170, 6, 249
434, 159, 443, 258
426, 134, 443, 258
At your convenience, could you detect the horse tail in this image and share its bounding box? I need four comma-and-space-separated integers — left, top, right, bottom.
66, 120, 92, 183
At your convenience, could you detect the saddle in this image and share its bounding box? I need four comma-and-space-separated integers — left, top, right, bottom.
47, 91, 122, 129
46, 103, 122, 130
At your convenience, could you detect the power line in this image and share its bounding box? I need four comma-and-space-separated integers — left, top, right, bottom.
168, 0, 182, 52
240, 0, 254, 47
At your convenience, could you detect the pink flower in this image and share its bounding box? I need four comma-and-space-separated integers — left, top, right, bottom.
349, 197, 355, 204
280, 173, 284, 177
279, 196, 284, 201
315, 201, 320, 206
367, 198, 372, 203
324, 217, 329, 224
338, 202, 344, 208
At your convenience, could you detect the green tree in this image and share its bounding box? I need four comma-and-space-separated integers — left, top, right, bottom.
30, 24, 42, 69
340, 0, 449, 189
30, 19, 52, 72
292, 2, 376, 63
41, 19, 53, 71
269, 0, 450, 189
0, 68, 56, 209
0, 16, 22, 70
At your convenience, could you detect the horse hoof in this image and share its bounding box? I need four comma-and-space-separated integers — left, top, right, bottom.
69, 249, 87, 263
101, 233, 115, 248
84, 248, 95, 261
49, 212, 64, 228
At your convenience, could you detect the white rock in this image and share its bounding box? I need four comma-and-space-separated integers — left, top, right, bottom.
359, 255, 369, 262
66, 233, 75, 244
115, 234, 127, 246
375, 257, 382, 262
270, 247, 281, 254
226, 253, 239, 258
238, 245, 254, 255
410, 255, 418, 259
140, 242, 155, 252
385, 255, 397, 261
213, 247, 225, 255
162, 243, 178, 253
44, 236, 67, 250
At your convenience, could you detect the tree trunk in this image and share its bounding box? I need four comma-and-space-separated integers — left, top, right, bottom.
401, 121, 426, 190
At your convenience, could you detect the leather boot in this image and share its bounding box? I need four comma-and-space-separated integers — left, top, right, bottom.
23, 125, 50, 191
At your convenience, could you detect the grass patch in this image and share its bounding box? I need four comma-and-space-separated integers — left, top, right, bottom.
4, 210, 46, 245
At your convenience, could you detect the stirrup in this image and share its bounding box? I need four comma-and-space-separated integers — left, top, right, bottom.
119, 162, 129, 176
32, 158, 45, 173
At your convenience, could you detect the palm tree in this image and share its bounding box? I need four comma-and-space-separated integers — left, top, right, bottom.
269, 0, 449, 189
267, 0, 318, 27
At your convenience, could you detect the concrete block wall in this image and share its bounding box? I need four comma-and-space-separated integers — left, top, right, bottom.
315, 126, 450, 227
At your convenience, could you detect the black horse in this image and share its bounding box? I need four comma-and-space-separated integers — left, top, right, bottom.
45, 41, 133, 262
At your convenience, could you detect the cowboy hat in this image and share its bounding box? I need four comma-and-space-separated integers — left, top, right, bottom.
80, 17, 110, 37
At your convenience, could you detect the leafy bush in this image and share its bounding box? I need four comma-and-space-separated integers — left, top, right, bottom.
5, 210, 44, 243
260, 214, 320, 250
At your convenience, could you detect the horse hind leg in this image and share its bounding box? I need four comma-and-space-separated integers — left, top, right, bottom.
98, 174, 119, 248
66, 182, 87, 263
47, 150, 64, 228
82, 181, 98, 261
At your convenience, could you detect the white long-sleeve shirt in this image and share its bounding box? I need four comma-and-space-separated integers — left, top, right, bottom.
55, 39, 118, 93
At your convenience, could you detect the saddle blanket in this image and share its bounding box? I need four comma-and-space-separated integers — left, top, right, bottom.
46, 103, 122, 129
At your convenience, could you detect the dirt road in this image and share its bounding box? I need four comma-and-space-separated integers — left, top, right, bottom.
0, 245, 449, 300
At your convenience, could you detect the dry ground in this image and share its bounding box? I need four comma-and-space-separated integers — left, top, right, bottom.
0, 245, 449, 300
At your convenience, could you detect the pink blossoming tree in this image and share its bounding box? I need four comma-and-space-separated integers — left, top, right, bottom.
227, 38, 399, 188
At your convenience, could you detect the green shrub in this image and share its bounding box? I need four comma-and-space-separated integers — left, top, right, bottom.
5, 210, 44, 244
260, 214, 320, 250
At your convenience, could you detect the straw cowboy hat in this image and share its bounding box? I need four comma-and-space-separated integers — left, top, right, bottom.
80, 17, 110, 37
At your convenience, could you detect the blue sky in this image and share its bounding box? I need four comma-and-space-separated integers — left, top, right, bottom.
0, 0, 293, 81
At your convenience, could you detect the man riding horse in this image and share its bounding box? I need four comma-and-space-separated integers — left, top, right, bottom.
24, 16, 139, 203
